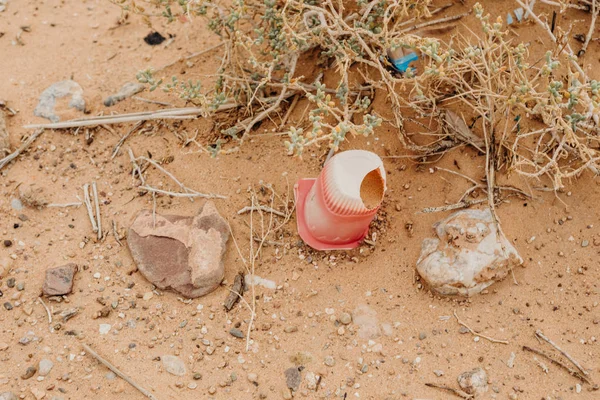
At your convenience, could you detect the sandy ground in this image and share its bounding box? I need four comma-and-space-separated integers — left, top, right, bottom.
1, 0, 599, 399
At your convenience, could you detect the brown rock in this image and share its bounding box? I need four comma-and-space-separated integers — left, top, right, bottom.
128, 201, 229, 298
42, 264, 77, 296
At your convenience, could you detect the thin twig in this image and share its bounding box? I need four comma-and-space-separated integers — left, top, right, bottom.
399, 11, 470, 33
420, 199, 486, 213
47, 202, 82, 208
92, 182, 102, 240
237, 205, 287, 218
424, 383, 473, 399
132, 97, 174, 107
535, 330, 590, 377
522, 345, 592, 384
83, 184, 98, 234
579, 0, 598, 56
81, 342, 160, 400
154, 42, 225, 73
38, 297, 52, 325
280, 94, 299, 128
112, 220, 123, 247
454, 310, 509, 344
0, 129, 43, 170
112, 121, 143, 159
139, 186, 227, 199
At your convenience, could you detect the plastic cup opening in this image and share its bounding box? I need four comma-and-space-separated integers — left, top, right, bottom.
359, 168, 384, 210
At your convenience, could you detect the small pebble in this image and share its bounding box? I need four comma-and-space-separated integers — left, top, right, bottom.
339, 312, 352, 325
229, 328, 244, 338
3, 302, 13, 311
247, 372, 258, 384
193, 373, 202, 380
324, 355, 335, 367
21, 366, 37, 380
419, 332, 427, 340
284, 326, 298, 333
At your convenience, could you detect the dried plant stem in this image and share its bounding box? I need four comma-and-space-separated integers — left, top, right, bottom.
112, 220, 123, 246
454, 311, 509, 344
237, 205, 287, 218
83, 184, 98, 234
130, 152, 227, 200
132, 97, 174, 107
535, 330, 590, 377
81, 342, 160, 400
522, 345, 591, 384
139, 186, 226, 199
23, 105, 239, 130
0, 129, 43, 170
112, 121, 144, 159
92, 182, 102, 240
399, 11, 470, 33
420, 199, 486, 213
154, 42, 225, 73
424, 383, 473, 399
579, 0, 598, 56
47, 202, 82, 208
38, 297, 52, 325
280, 94, 299, 128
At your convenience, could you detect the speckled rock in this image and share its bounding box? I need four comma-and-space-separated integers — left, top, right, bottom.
128, 201, 229, 298
34, 80, 85, 123
416, 209, 522, 296
457, 367, 488, 396
42, 264, 77, 296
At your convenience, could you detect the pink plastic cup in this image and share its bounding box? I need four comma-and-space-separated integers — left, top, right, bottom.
294, 150, 386, 250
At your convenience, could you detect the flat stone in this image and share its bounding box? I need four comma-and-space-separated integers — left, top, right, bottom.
42, 264, 77, 296
229, 328, 244, 338
284, 367, 302, 391
38, 359, 54, 376
0, 393, 17, 400
30, 387, 45, 400
352, 304, 381, 339
162, 355, 186, 376
416, 209, 523, 296
34, 80, 85, 123
99, 324, 111, 335
128, 201, 229, 298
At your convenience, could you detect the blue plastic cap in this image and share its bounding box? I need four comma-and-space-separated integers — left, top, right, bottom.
390, 52, 419, 73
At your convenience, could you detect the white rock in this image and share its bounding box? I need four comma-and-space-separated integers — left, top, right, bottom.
244, 274, 276, 290
0, 392, 17, 400
352, 304, 381, 339
99, 324, 111, 335
416, 209, 523, 296
162, 355, 186, 376
38, 359, 54, 376
457, 367, 488, 396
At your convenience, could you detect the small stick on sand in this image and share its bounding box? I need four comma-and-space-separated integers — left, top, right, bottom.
0, 129, 44, 170
112, 121, 143, 159
535, 330, 590, 377
112, 220, 123, 247
454, 310, 509, 345
47, 202, 82, 208
280, 94, 299, 128
522, 345, 591, 384
92, 182, 102, 240
237, 205, 287, 218
81, 342, 160, 400
425, 383, 473, 399
83, 184, 98, 233
38, 297, 52, 325
420, 199, 486, 213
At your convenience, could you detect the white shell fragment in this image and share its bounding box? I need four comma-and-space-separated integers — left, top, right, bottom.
416, 209, 523, 296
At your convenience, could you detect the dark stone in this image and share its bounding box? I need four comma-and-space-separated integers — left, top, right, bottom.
144, 31, 166, 46
284, 367, 302, 391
